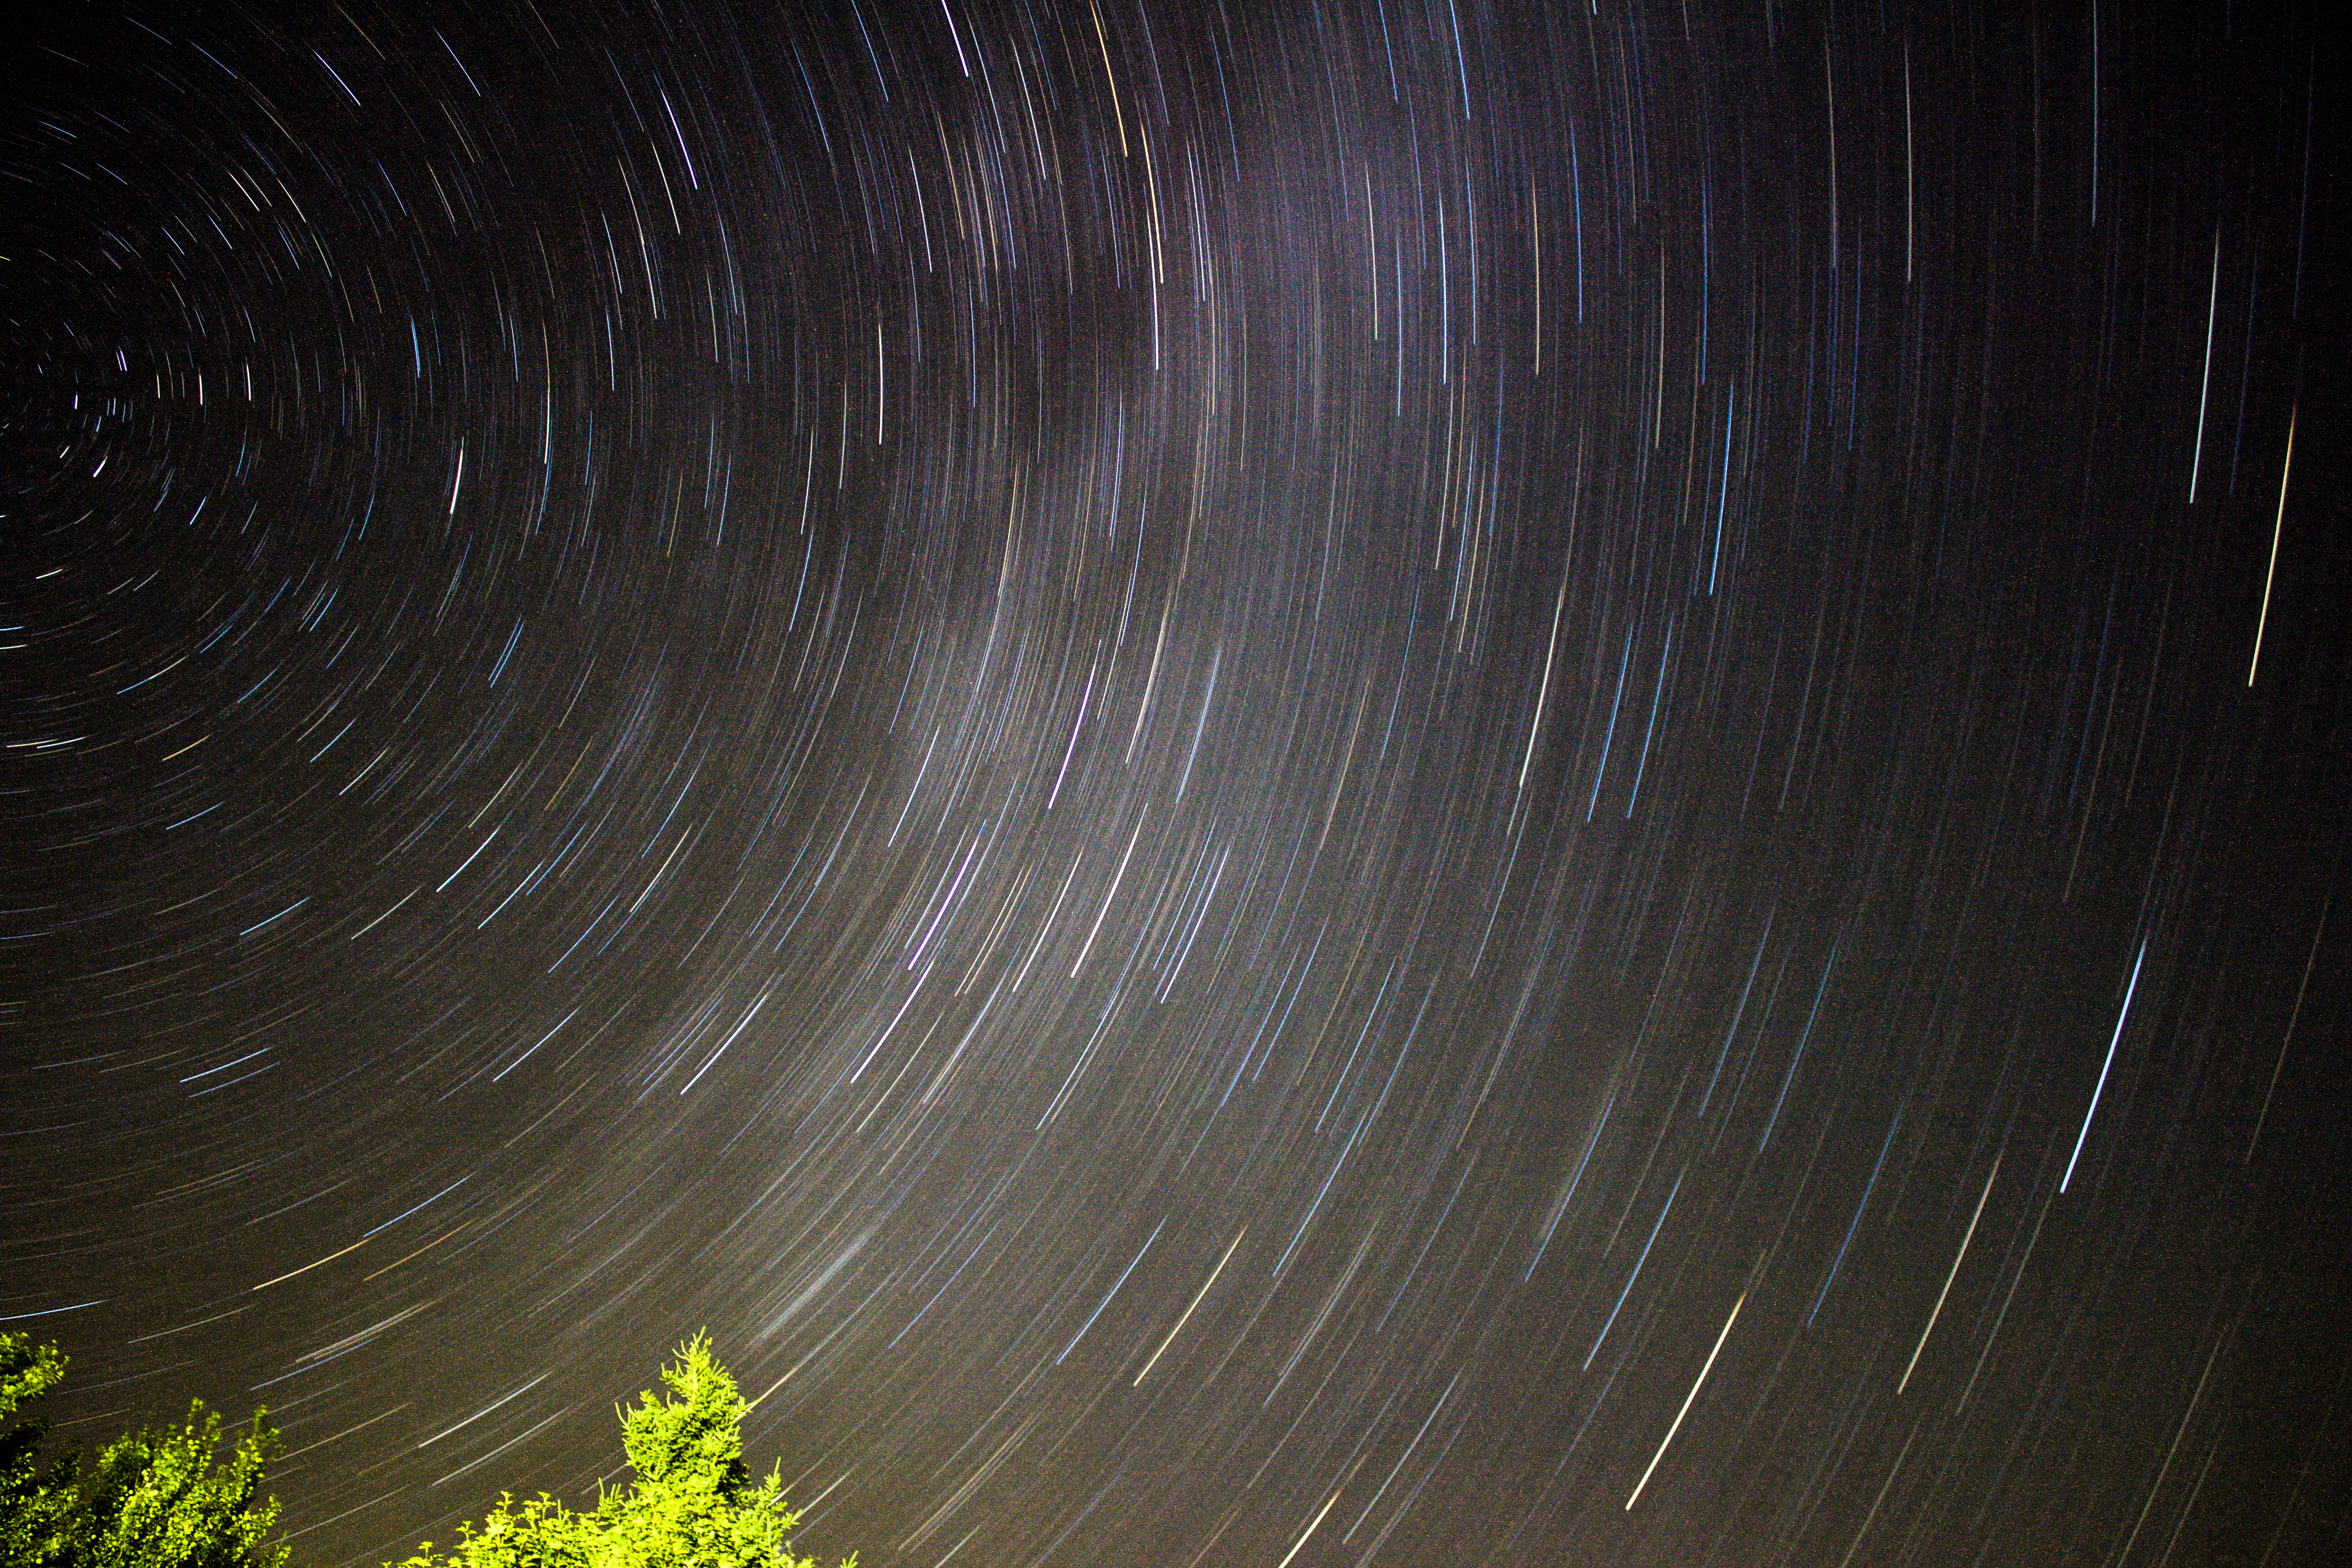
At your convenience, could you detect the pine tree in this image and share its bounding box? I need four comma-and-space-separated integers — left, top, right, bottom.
393, 1333, 846, 1568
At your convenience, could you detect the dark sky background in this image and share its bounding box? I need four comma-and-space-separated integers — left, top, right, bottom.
3, 2, 2346, 1565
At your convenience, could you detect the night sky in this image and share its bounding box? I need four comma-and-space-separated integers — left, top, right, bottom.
4, 2, 2346, 1565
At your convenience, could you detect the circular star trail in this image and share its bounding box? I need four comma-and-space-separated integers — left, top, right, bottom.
3, 3, 2345, 1565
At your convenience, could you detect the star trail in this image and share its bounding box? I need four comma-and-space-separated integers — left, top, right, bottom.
3, 3, 2344, 1566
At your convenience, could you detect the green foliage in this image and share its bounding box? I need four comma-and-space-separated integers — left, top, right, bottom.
4, 1332, 76, 1567
392, 1333, 847, 1568
0, 1332, 289, 1568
